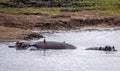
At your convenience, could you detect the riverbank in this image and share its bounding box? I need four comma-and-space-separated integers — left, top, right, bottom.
0, 26, 31, 42
0, 11, 120, 41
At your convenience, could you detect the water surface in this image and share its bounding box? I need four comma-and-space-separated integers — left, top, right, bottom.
0, 29, 120, 71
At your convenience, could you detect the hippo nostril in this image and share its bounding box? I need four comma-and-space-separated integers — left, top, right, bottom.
29, 45, 31, 47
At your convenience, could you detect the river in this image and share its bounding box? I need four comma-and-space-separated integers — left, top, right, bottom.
0, 29, 120, 71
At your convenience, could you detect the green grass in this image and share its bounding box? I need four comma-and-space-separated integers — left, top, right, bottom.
0, 7, 84, 14
0, 0, 9, 2
0, 7, 120, 15
0, 7, 62, 14
0, 0, 120, 14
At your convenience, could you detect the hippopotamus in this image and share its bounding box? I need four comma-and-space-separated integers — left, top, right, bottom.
32, 41, 76, 49
9, 41, 31, 50
9, 39, 76, 50
85, 46, 117, 51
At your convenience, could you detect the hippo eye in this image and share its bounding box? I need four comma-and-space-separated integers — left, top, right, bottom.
29, 45, 31, 47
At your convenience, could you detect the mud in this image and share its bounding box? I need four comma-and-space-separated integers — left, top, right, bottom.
0, 13, 120, 41
0, 13, 120, 30
24, 33, 44, 40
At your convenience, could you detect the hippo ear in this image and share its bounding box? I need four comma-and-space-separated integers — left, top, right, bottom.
16, 41, 20, 44
29, 45, 31, 47
21, 42, 24, 44
43, 39, 46, 44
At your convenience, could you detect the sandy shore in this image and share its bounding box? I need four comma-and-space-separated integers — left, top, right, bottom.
0, 13, 120, 41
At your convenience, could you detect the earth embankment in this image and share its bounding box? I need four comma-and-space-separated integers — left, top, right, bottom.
0, 13, 120, 41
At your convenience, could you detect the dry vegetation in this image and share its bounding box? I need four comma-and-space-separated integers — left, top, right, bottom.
0, 26, 31, 42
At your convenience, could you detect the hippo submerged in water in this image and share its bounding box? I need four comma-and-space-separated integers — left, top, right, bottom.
9, 39, 76, 50
85, 46, 117, 51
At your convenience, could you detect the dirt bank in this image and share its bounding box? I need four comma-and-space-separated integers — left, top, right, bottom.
0, 26, 31, 42
0, 13, 120, 41
0, 13, 120, 29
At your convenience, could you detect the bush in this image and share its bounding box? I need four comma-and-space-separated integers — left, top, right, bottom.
9, 0, 30, 3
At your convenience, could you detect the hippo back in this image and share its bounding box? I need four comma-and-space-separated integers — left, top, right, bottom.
33, 41, 76, 49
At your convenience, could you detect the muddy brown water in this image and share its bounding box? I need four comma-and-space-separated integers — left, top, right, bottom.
0, 28, 120, 71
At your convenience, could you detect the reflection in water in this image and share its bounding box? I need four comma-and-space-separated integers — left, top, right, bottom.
0, 29, 120, 71
104, 51, 117, 54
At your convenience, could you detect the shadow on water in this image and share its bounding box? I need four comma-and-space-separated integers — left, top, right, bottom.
104, 51, 117, 54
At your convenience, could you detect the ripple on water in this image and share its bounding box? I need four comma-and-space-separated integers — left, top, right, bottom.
0, 29, 120, 71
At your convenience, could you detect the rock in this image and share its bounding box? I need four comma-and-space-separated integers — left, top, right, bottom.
24, 33, 44, 40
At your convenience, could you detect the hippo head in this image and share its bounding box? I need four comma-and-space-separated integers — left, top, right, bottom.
15, 41, 31, 50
